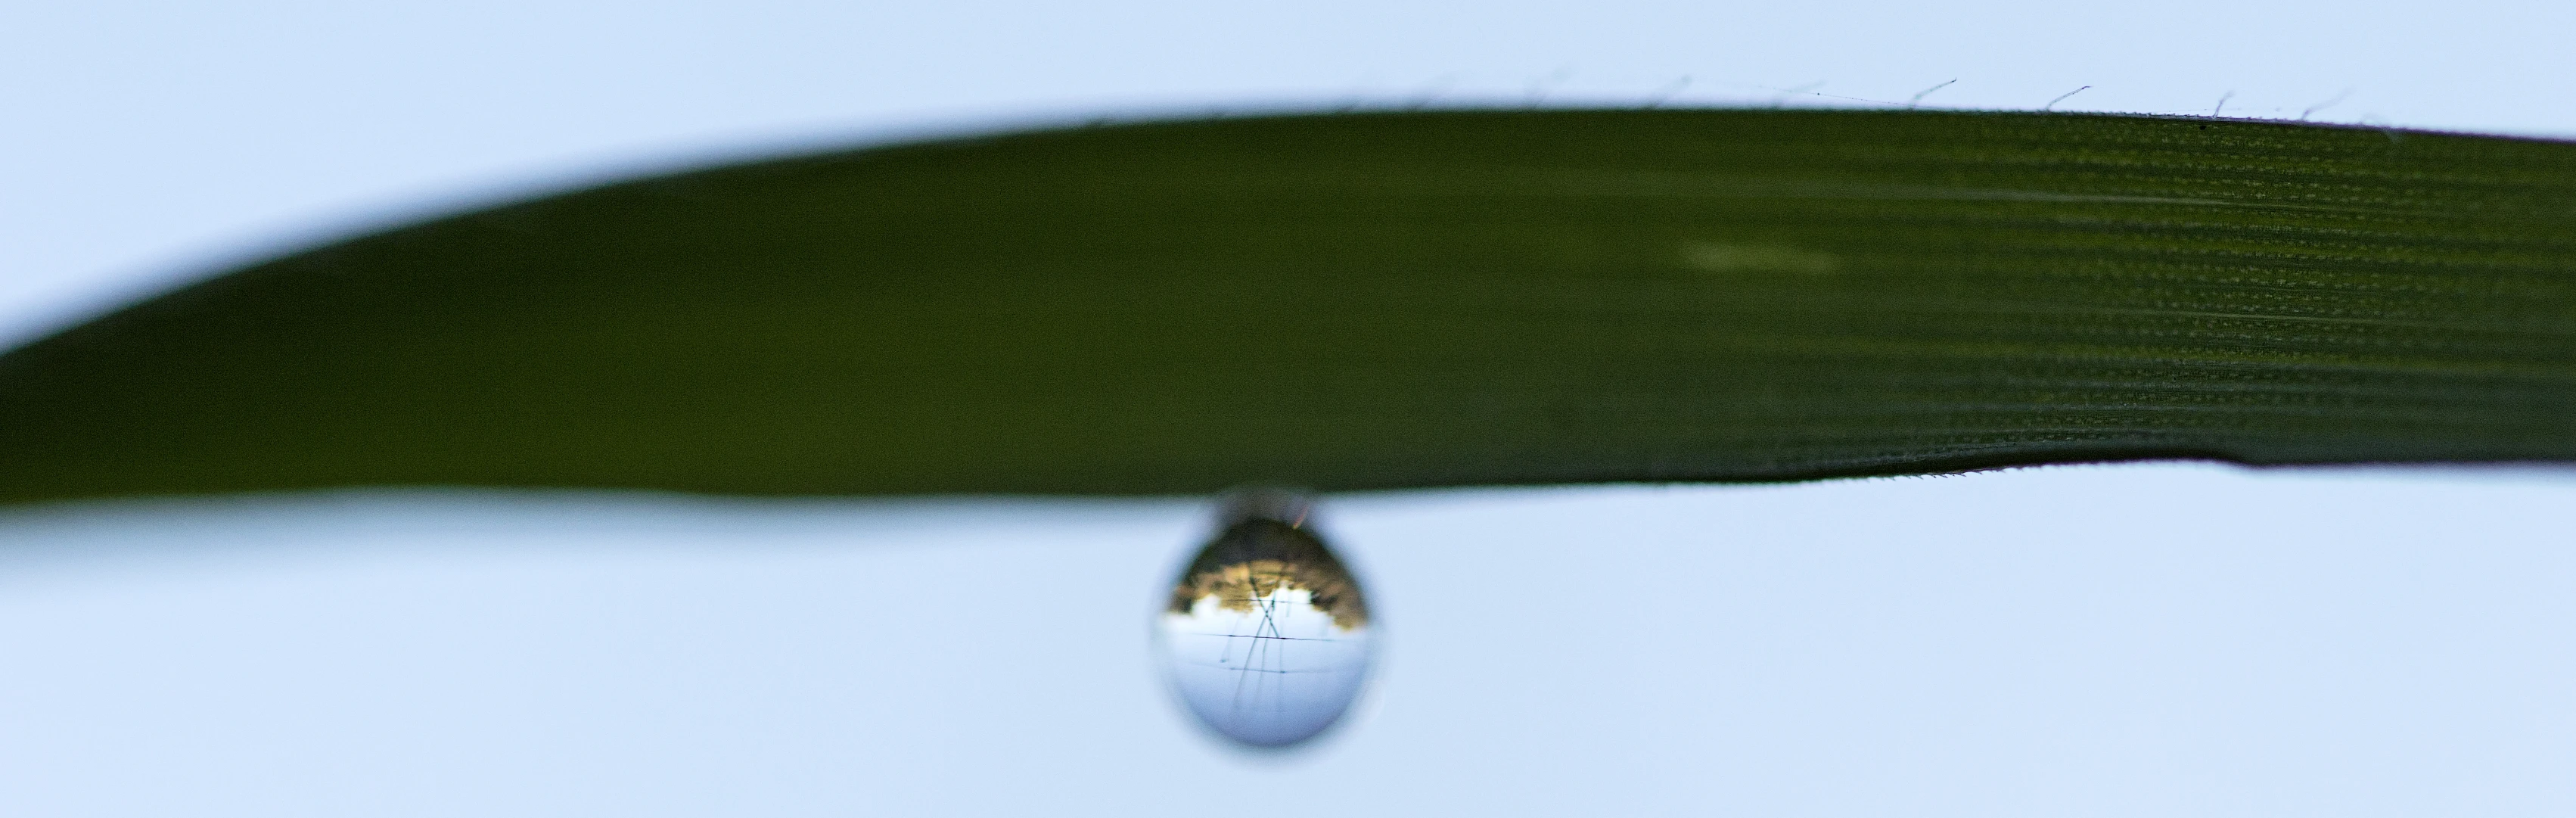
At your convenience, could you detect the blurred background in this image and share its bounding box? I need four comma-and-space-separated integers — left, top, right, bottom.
5, 2, 2575, 814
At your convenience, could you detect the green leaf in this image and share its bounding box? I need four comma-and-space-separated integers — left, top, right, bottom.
5, 110, 2574, 503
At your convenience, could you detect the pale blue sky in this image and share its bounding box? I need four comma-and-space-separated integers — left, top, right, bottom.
5, 2, 2575, 815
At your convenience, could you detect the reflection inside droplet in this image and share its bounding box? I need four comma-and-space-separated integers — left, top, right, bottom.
1155, 491, 1375, 748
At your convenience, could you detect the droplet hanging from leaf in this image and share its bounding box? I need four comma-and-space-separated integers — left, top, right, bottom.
1155, 490, 1375, 748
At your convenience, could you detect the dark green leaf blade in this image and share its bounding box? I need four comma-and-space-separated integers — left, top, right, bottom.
5, 110, 2575, 503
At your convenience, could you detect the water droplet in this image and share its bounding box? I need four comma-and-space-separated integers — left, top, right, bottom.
1155, 490, 1375, 748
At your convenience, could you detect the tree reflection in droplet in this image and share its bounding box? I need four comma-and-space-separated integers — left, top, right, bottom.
1154, 491, 1375, 748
